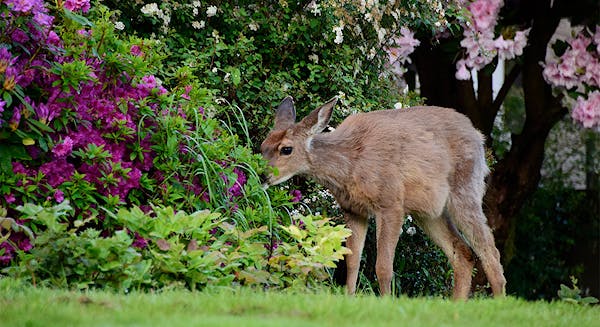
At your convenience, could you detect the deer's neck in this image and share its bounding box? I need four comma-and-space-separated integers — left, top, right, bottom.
305, 134, 353, 190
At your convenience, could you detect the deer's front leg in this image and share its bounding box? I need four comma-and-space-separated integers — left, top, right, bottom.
374, 207, 405, 296
344, 211, 368, 295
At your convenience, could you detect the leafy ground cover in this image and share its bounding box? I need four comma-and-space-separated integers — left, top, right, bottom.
1, 278, 598, 327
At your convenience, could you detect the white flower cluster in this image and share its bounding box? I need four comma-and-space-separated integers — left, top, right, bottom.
140, 3, 171, 33
333, 23, 344, 44
405, 215, 417, 236
307, 1, 322, 16
295, 188, 341, 217
191, 1, 205, 30
114, 21, 125, 30
206, 5, 218, 17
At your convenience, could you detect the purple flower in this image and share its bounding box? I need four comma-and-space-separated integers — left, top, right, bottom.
181, 85, 192, 100
290, 189, 302, 202
52, 136, 74, 157
130, 45, 143, 56
54, 189, 65, 203
40, 158, 75, 187
11, 29, 29, 43
5, 0, 35, 13
18, 237, 32, 251
226, 168, 247, 198
34, 11, 54, 27
77, 29, 91, 38
0, 48, 13, 73
8, 107, 21, 131
46, 30, 61, 47
0, 242, 14, 265
132, 233, 148, 249
64, 0, 90, 13
12, 162, 28, 175
4, 193, 16, 203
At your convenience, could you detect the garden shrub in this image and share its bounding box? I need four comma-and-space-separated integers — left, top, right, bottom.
103, 0, 427, 144
0, 0, 466, 295
0, 1, 350, 291
99, 0, 461, 295
2, 201, 350, 290
506, 186, 599, 300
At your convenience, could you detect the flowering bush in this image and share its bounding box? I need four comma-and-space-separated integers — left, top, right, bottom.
103, 0, 433, 142
0, 1, 351, 290
454, 0, 530, 80
542, 19, 600, 130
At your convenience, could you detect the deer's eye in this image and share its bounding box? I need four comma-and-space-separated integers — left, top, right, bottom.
280, 146, 293, 156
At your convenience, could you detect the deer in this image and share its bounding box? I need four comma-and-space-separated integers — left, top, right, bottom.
260, 96, 506, 300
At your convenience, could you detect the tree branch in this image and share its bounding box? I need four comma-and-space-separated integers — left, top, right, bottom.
492, 64, 521, 113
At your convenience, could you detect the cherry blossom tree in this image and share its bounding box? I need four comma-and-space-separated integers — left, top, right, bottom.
409, 0, 599, 263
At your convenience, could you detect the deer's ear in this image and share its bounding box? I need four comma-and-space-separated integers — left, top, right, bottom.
274, 96, 296, 130
301, 96, 338, 135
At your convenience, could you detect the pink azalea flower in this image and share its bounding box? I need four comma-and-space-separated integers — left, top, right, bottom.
455, 59, 471, 80
571, 91, 600, 128
389, 27, 420, 63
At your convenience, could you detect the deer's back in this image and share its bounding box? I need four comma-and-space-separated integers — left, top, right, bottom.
318, 106, 485, 216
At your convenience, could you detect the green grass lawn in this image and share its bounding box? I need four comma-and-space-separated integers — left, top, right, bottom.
1, 278, 598, 327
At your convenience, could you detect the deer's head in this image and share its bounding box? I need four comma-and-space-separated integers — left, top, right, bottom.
260, 96, 338, 186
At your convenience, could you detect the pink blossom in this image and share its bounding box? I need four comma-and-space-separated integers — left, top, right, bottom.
388, 27, 420, 63
455, 60, 471, 80
468, 0, 502, 32
571, 91, 600, 128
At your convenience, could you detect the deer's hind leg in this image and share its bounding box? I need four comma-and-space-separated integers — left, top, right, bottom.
415, 213, 475, 300
447, 196, 506, 297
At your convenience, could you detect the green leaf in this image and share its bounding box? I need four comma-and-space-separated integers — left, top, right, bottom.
2, 91, 12, 107
231, 68, 241, 86
63, 8, 94, 27
26, 118, 55, 133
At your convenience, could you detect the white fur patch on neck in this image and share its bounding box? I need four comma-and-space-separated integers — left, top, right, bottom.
305, 136, 313, 151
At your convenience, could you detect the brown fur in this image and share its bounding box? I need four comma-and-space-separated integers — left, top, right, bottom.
261, 96, 506, 300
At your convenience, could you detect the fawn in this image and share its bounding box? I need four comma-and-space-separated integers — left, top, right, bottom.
260, 96, 506, 299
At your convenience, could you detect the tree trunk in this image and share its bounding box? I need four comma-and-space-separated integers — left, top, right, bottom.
412, 1, 568, 266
